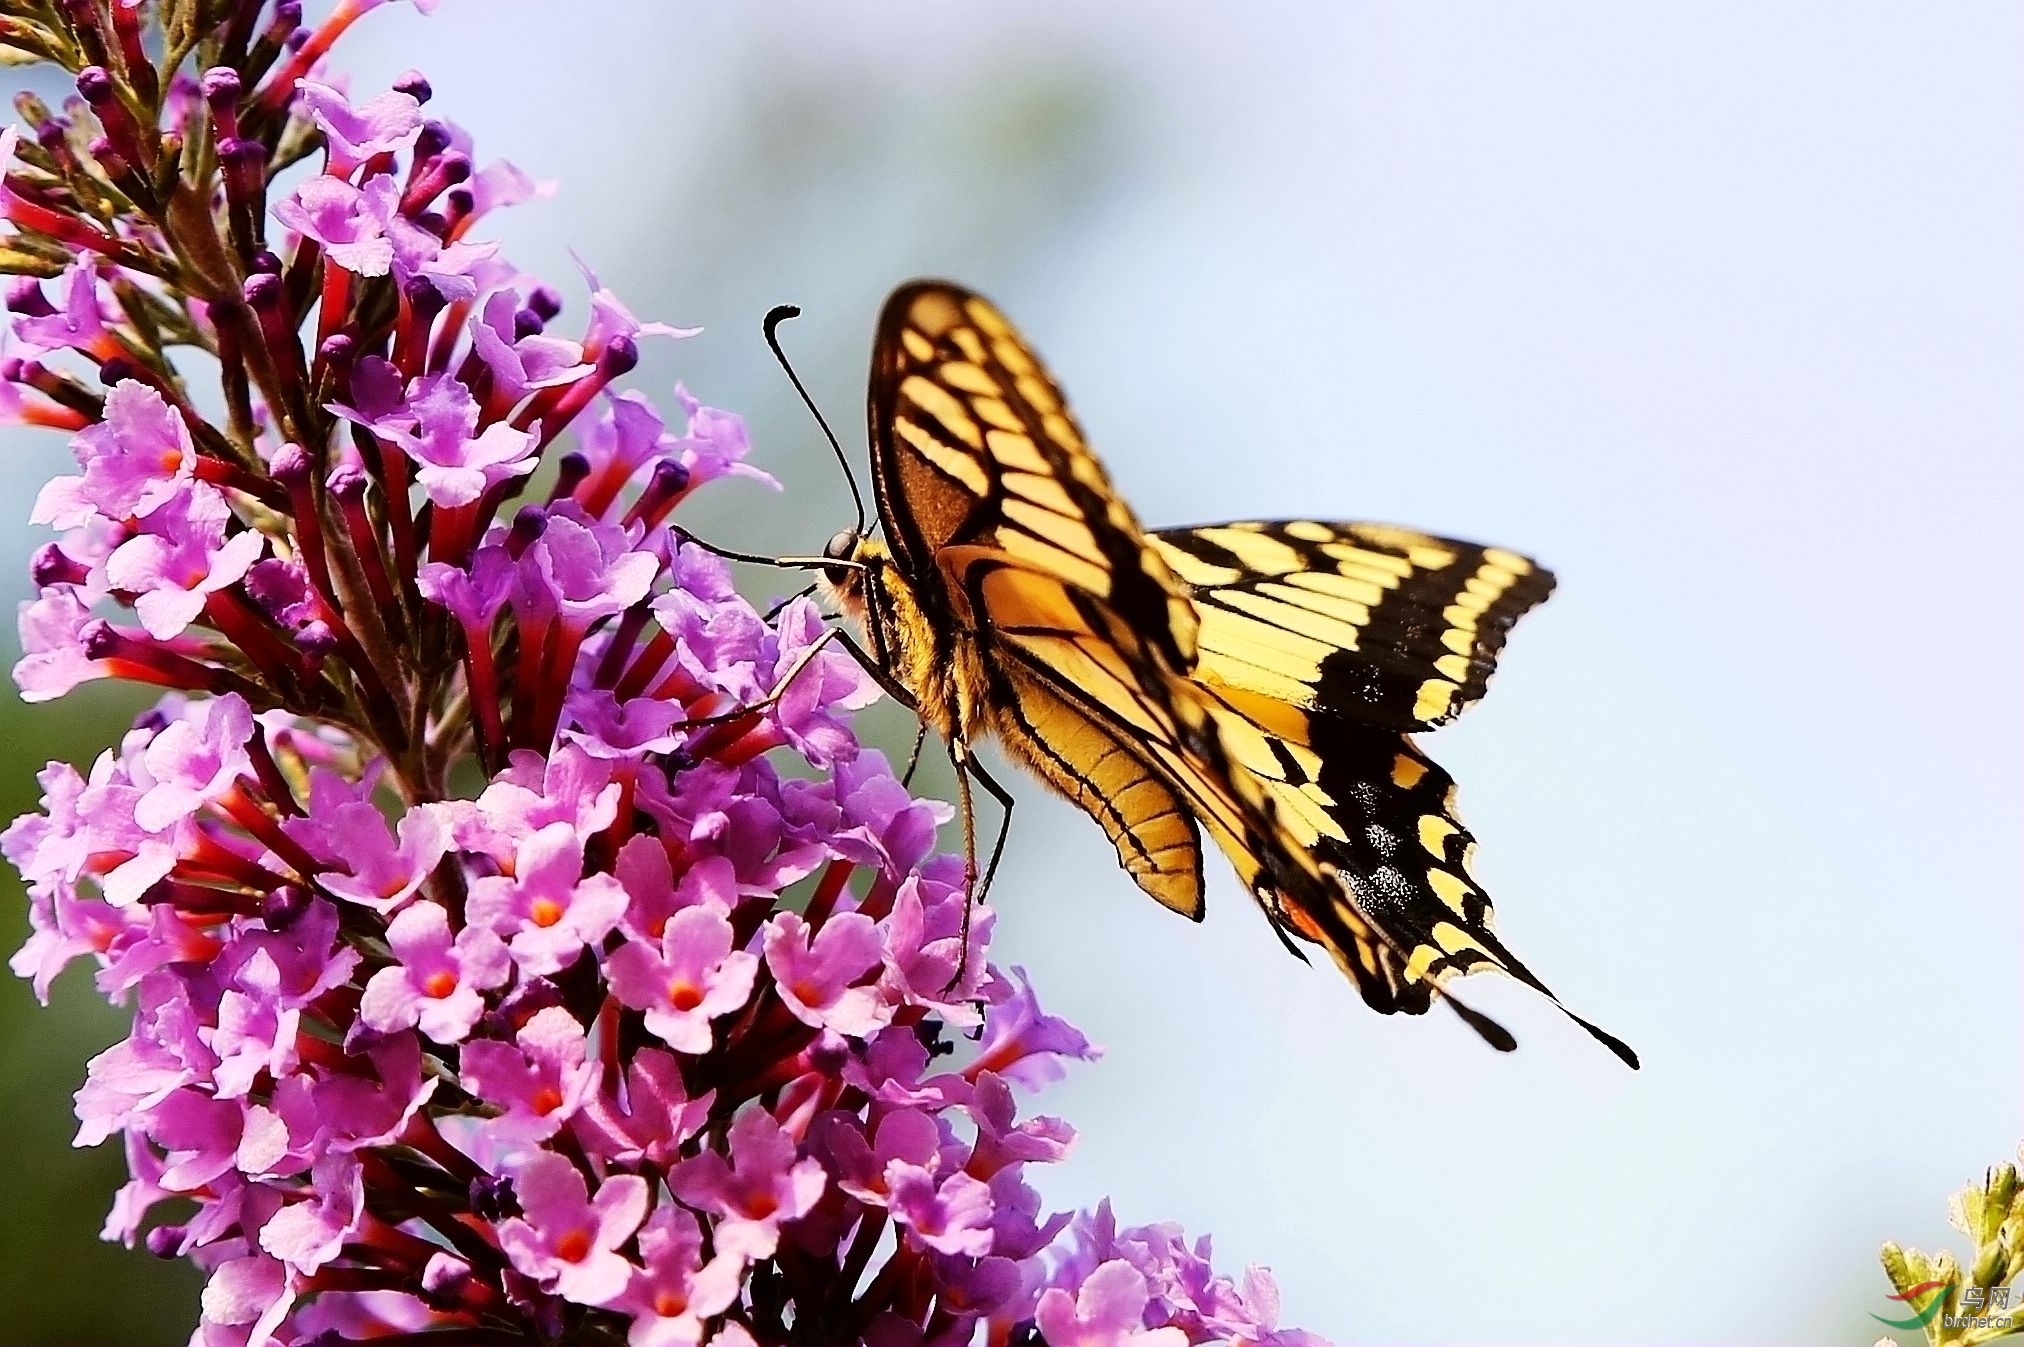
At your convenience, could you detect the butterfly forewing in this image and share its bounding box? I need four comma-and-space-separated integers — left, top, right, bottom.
870, 283, 1199, 672
1149, 521, 1555, 732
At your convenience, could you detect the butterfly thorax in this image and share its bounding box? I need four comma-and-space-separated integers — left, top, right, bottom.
825, 538, 987, 744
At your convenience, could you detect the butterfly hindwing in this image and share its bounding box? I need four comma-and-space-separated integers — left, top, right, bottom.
1149, 520, 1555, 733
1199, 688, 1637, 1065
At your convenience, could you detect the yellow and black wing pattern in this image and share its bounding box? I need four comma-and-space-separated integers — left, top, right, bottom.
1151, 521, 1635, 1064
1148, 520, 1556, 733
1201, 695, 1638, 1066
867, 281, 1199, 673
867, 285, 1386, 972
862, 280, 1630, 1063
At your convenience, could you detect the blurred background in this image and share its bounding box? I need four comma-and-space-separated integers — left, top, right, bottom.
2, 3, 2019, 1341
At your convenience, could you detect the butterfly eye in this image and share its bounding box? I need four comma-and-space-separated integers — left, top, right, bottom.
822, 530, 861, 585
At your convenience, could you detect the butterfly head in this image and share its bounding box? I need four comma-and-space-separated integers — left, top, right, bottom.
821, 529, 863, 587
818, 528, 892, 618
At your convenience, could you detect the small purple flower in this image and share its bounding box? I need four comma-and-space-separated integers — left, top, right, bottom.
968, 966, 1102, 1090
327, 351, 411, 432
497, 1151, 649, 1308
459, 1006, 598, 1147
763, 910, 890, 1037
966, 1071, 1075, 1178
523, 505, 658, 629
293, 80, 423, 175
381, 371, 536, 506
671, 384, 772, 490
881, 869, 991, 1020
888, 1165, 996, 1257
572, 1046, 713, 1168
362, 174, 504, 299
272, 176, 392, 275
13, 585, 106, 702
143, 1084, 244, 1190
470, 743, 622, 842
224, 896, 362, 1011
291, 799, 448, 912
103, 1129, 172, 1246
614, 1204, 742, 1347
606, 904, 757, 1053
11, 256, 117, 358
310, 1034, 440, 1154
244, 557, 320, 632
102, 484, 266, 639
32, 380, 196, 528
614, 838, 731, 943
825, 1108, 942, 1209
573, 391, 670, 506
198, 1251, 293, 1343
418, 545, 515, 630
466, 821, 627, 976
73, 1025, 198, 1150
359, 901, 512, 1043
203, 987, 300, 1099
470, 288, 591, 405
564, 688, 691, 760
131, 692, 253, 833
763, 599, 878, 767
668, 1107, 824, 1262
465, 156, 549, 221
1034, 1261, 1190, 1347
259, 1152, 366, 1277
575, 256, 696, 357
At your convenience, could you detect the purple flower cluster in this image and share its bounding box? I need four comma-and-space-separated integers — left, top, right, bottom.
0, 4, 1332, 1345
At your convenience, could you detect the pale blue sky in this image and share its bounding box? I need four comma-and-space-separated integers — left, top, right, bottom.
3, 5, 2017, 1342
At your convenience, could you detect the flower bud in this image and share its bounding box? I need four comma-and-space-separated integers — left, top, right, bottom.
469, 1173, 518, 1223
261, 884, 313, 932
74, 66, 115, 107
30, 542, 87, 589
5, 277, 53, 316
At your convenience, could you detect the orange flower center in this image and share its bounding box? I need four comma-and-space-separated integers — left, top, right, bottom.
792, 981, 826, 1008
555, 1228, 592, 1263
422, 970, 458, 999
529, 896, 564, 927
667, 981, 703, 1012
653, 1290, 690, 1317
742, 1192, 779, 1219
531, 1086, 565, 1116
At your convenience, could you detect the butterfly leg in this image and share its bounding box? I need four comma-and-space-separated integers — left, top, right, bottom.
944, 742, 1015, 992
828, 629, 922, 714
899, 723, 929, 787
668, 626, 841, 729
761, 583, 819, 623
966, 754, 1014, 905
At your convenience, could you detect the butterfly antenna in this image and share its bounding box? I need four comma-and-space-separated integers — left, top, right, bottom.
764, 304, 867, 537
666, 526, 859, 575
